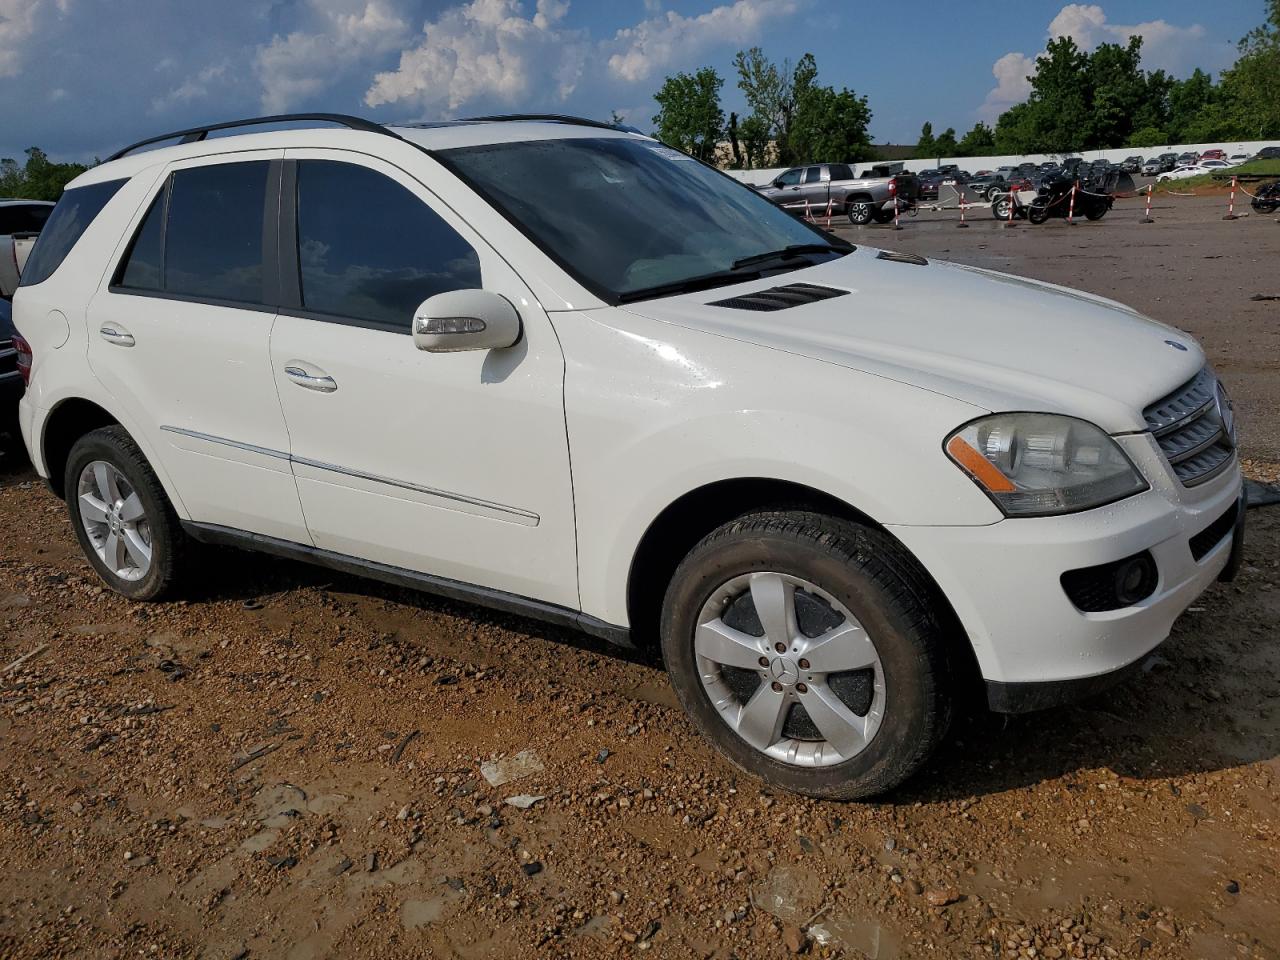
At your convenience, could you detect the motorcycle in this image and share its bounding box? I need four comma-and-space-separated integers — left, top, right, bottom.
1251, 180, 1280, 214
1027, 174, 1114, 224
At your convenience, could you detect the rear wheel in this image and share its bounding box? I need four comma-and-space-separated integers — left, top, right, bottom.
660, 511, 953, 800
847, 201, 874, 226
992, 195, 1013, 220
65, 426, 189, 600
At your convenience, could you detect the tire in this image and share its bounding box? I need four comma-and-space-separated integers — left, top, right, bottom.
1084, 205, 1107, 221
65, 425, 189, 601
1028, 203, 1050, 225
659, 511, 953, 800
846, 200, 874, 226
985, 186, 1000, 202
871, 208, 896, 224
991, 196, 1012, 220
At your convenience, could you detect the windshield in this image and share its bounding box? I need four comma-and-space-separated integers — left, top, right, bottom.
438, 136, 846, 302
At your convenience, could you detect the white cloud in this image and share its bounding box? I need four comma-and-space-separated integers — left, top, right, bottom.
977, 4, 1233, 122
364, 0, 587, 112
364, 0, 791, 114
0, 0, 57, 78
605, 0, 796, 84
151, 61, 229, 113
977, 52, 1035, 122
256, 0, 412, 113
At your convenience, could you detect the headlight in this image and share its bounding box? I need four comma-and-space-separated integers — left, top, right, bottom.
945, 413, 1148, 517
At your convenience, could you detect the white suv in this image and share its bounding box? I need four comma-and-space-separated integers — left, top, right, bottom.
13, 115, 1244, 799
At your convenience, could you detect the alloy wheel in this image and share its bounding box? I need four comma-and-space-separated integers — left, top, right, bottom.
77, 460, 153, 581
694, 571, 885, 767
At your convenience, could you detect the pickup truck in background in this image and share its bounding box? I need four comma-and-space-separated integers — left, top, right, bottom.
0, 200, 55, 298
754, 163, 920, 225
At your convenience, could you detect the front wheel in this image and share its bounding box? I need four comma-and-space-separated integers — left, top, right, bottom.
847, 201, 874, 226
991, 195, 1014, 220
1084, 205, 1108, 221
660, 512, 953, 800
871, 208, 896, 224
65, 425, 190, 600
1028, 203, 1050, 224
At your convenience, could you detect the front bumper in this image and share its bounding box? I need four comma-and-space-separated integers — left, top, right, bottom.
889, 431, 1244, 708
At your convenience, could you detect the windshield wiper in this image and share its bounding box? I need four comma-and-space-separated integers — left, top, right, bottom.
731, 243, 851, 271
617, 268, 764, 304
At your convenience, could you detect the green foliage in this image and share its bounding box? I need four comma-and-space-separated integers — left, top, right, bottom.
1126, 125, 1167, 148
729, 48, 870, 166
989, 2, 1280, 151
652, 67, 725, 162
914, 122, 936, 158
956, 122, 996, 156
0, 147, 90, 201
789, 84, 872, 164
933, 127, 958, 157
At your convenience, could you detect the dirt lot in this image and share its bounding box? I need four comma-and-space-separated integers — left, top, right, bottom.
2, 193, 1279, 960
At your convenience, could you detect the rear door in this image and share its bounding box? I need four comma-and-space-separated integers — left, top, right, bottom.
87, 151, 310, 543
797, 166, 828, 213
269, 149, 578, 606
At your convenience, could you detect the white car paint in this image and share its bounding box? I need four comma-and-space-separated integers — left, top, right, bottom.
14, 120, 1241, 700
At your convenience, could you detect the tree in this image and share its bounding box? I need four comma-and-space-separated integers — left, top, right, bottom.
933, 127, 958, 157
652, 67, 725, 162
1083, 37, 1148, 148
789, 85, 872, 164
738, 113, 772, 168
0, 147, 89, 201
726, 112, 743, 169
733, 46, 791, 159
609, 110, 626, 127
914, 122, 936, 159
1126, 125, 1167, 148
1216, 0, 1280, 138
956, 122, 996, 156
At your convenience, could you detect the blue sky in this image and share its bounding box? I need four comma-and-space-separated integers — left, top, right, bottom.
0, 0, 1263, 164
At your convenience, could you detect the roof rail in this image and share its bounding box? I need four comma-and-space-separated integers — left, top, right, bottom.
459, 113, 644, 134
105, 113, 401, 162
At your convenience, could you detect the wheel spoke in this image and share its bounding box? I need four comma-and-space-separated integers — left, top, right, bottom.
798, 621, 876, 673
104, 531, 127, 572
734, 683, 789, 752
93, 462, 121, 504
803, 683, 871, 759
78, 493, 110, 524
749, 573, 797, 649
119, 492, 146, 523
121, 528, 152, 569
695, 619, 765, 670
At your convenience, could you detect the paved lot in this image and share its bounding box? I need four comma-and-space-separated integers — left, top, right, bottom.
2, 191, 1278, 959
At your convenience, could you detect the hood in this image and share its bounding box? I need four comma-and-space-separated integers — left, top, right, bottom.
619, 247, 1203, 433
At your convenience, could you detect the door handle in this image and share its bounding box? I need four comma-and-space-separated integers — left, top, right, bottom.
100, 324, 135, 347
284, 365, 338, 393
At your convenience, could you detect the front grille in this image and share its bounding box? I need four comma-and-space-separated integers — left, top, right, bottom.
1189, 503, 1238, 562
710, 282, 847, 311
1143, 367, 1235, 487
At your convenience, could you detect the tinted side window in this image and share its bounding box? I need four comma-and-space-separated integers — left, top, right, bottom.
164, 162, 268, 304
776, 169, 801, 186
828, 164, 852, 181
295, 161, 481, 329
115, 191, 165, 291
20, 180, 127, 288
0, 205, 52, 235
803, 166, 822, 184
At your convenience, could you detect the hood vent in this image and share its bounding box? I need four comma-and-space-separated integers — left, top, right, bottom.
710, 282, 848, 312
876, 250, 929, 266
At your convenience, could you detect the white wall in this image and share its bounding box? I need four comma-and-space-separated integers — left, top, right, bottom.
724, 139, 1280, 186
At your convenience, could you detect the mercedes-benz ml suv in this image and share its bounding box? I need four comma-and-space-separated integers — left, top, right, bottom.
12, 114, 1244, 799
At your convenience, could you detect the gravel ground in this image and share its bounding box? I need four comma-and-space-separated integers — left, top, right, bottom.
2, 192, 1279, 959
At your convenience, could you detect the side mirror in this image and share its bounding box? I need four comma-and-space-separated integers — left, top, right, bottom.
412, 290, 522, 353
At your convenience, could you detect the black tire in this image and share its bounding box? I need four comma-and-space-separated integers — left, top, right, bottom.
659, 511, 953, 801
871, 208, 896, 224
985, 186, 1000, 202
1028, 203, 1050, 225
1084, 205, 1107, 221
846, 200, 874, 226
65, 425, 189, 601
991, 196, 1012, 220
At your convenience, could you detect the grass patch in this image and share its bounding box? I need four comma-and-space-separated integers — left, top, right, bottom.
1156, 159, 1280, 192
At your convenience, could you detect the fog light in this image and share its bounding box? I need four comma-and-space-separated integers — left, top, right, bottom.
1114, 555, 1157, 606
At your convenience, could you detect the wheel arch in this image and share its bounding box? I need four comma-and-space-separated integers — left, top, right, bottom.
624, 476, 979, 688
41, 397, 122, 498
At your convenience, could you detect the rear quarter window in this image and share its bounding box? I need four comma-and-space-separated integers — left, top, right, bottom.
19, 179, 128, 288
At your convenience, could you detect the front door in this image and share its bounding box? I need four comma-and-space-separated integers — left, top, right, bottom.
269, 150, 578, 607
87, 151, 310, 543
